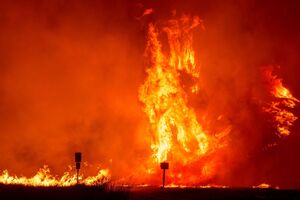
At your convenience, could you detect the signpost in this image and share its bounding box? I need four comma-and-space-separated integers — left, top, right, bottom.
160, 162, 169, 188
75, 152, 82, 185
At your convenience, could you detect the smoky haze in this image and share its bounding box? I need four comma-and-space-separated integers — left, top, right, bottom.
0, 0, 299, 188
0, 0, 149, 179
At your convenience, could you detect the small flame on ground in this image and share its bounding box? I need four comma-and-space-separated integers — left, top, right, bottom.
165, 183, 229, 188
252, 183, 277, 189
0, 165, 110, 187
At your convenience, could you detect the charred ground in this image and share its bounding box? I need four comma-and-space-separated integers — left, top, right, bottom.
0, 184, 299, 200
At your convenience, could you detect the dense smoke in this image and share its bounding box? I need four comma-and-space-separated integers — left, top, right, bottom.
0, 0, 299, 188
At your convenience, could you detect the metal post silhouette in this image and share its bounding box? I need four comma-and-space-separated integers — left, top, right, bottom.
75, 152, 82, 185
160, 162, 169, 188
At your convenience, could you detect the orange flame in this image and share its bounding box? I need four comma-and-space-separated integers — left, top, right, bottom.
263, 67, 299, 136
0, 165, 110, 187
136, 15, 233, 186
138, 16, 209, 165
252, 183, 274, 189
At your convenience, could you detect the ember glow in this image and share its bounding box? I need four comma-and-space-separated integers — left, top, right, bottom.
253, 183, 272, 189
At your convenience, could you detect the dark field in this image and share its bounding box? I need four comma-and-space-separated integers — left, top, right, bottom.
0, 184, 300, 200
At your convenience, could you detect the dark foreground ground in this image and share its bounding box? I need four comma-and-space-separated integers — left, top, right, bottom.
0, 184, 300, 200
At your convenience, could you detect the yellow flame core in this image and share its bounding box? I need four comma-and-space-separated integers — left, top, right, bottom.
263, 68, 299, 136
0, 165, 110, 187
139, 16, 209, 164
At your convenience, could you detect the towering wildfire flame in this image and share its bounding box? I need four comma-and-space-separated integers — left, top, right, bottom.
263, 67, 299, 137
138, 15, 299, 185
137, 16, 231, 185
139, 16, 209, 165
